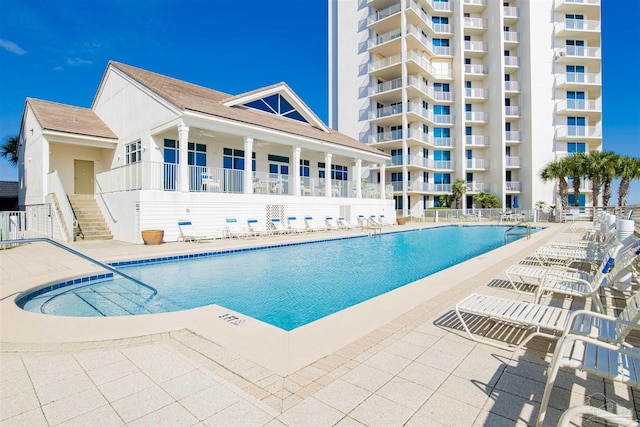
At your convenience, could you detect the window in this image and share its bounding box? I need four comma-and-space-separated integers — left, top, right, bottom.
464, 35, 471, 41
566, 39, 585, 56
223, 148, 245, 170
432, 38, 450, 47
434, 173, 451, 184
505, 98, 511, 107
243, 94, 308, 123
566, 65, 585, 83
434, 105, 450, 116
565, 14, 584, 30
390, 125, 403, 139
434, 128, 450, 138
504, 50, 510, 57
505, 73, 511, 82
331, 165, 348, 181
433, 83, 450, 92
465, 126, 472, 136
568, 194, 586, 207
126, 141, 141, 164
188, 143, 207, 167
465, 81, 472, 89
568, 116, 586, 136
465, 104, 472, 112
466, 149, 472, 160
464, 58, 471, 65
391, 149, 403, 164
300, 159, 310, 177
432, 16, 449, 24
505, 122, 511, 131
318, 162, 325, 179
566, 91, 585, 109
466, 172, 473, 183
434, 151, 450, 161
391, 172, 403, 182
567, 142, 586, 153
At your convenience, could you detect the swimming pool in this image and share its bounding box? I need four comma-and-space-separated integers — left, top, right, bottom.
18, 226, 536, 330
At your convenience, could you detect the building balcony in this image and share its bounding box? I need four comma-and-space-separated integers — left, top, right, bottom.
504, 56, 520, 69
504, 31, 519, 45
505, 131, 521, 142
407, 102, 454, 125
556, 125, 602, 140
555, 19, 601, 36
466, 135, 490, 146
406, 25, 454, 57
466, 158, 489, 170
465, 87, 489, 100
505, 156, 521, 167
555, 0, 600, 12
504, 81, 520, 93
464, 17, 488, 34
405, 0, 453, 36
369, 130, 403, 145
503, 6, 519, 21
367, 53, 402, 79
407, 182, 453, 193
463, 0, 487, 11
406, 75, 454, 103
567, 177, 593, 191
406, 50, 453, 80
370, 77, 403, 100
465, 64, 488, 79
555, 72, 601, 90
505, 106, 520, 117
423, 0, 454, 13
364, 27, 402, 56
555, 98, 602, 118
387, 155, 455, 171
506, 181, 521, 192
467, 181, 489, 193
365, 2, 401, 32
407, 129, 455, 148
554, 46, 601, 63
465, 111, 489, 123
464, 40, 488, 57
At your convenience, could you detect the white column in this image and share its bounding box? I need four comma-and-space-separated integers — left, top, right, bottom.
325, 152, 332, 197
178, 123, 189, 192
293, 146, 301, 196
380, 163, 386, 200
355, 159, 362, 198
244, 137, 253, 194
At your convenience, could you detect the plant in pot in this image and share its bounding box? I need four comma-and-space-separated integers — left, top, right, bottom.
141, 229, 164, 245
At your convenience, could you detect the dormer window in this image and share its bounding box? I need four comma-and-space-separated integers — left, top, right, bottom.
243, 94, 308, 123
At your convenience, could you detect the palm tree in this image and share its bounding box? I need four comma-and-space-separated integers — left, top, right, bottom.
601, 153, 620, 207
581, 151, 615, 208
563, 153, 586, 207
540, 159, 570, 214
1, 134, 19, 166
452, 179, 468, 209
616, 155, 640, 206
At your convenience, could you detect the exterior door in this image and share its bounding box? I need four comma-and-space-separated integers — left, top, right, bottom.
74, 160, 94, 194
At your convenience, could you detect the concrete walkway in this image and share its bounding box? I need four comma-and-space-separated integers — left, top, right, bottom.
1, 223, 638, 426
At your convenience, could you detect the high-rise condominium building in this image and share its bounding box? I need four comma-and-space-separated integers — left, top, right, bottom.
329, 0, 602, 216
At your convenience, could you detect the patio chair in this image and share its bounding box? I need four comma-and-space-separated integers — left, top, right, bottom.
286, 217, 306, 233
378, 215, 395, 226
269, 218, 289, 234
225, 218, 249, 238
557, 405, 639, 427
535, 291, 640, 427
325, 217, 339, 231
304, 216, 327, 232
177, 220, 212, 243
247, 219, 272, 237
337, 217, 354, 229
535, 244, 606, 268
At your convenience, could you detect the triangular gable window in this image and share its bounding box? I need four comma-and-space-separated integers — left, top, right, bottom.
243, 94, 309, 124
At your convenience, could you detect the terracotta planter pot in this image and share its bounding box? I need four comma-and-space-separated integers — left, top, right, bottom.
396, 217, 407, 225
141, 229, 164, 245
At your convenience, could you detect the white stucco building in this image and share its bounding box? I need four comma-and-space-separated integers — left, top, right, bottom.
329, 0, 602, 216
18, 61, 393, 243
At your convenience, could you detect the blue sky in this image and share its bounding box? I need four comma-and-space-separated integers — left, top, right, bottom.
0, 0, 638, 203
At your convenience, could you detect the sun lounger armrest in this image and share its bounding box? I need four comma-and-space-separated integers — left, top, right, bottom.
540, 272, 596, 292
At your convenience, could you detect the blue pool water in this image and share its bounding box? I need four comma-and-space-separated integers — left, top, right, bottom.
18, 226, 535, 330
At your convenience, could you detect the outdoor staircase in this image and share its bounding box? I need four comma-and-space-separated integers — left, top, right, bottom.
67, 195, 113, 241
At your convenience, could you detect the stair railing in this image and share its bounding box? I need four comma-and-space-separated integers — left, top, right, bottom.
94, 177, 118, 223
46, 171, 77, 242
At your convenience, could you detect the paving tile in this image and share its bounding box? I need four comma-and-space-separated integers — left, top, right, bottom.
73, 348, 127, 371
349, 394, 414, 427
375, 377, 432, 411
333, 415, 367, 427
0, 370, 35, 400
57, 403, 124, 427
21, 354, 85, 387
340, 364, 394, 393
110, 384, 174, 423
397, 361, 448, 391
98, 372, 156, 402
41, 387, 108, 426
451, 347, 509, 387
481, 390, 539, 425
312, 378, 371, 414
406, 392, 481, 427
33, 371, 95, 406
86, 358, 140, 386
382, 338, 428, 360
362, 350, 412, 376
179, 383, 241, 421
435, 374, 491, 409
202, 399, 274, 427
494, 370, 546, 403
128, 401, 198, 426
471, 409, 517, 427
277, 397, 344, 427
0, 407, 48, 426
160, 368, 220, 401
414, 347, 467, 373
0, 388, 41, 422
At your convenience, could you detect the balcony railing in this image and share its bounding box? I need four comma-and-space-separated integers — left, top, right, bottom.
364, 28, 402, 50
556, 98, 602, 112
555, 0, 600, 7
506, 181, 521, 191
505, 156, 521, 167
407, 50, 453, 79
407, 25, 454, 56
406, 182, 453, 193
367, 2, 401, 25
465, 88, 488, 98
410, 129, 454, 147
556, 46, 601, 59
504, 31, 519, 42
467, 158, 489, 169
388, 155, 454, 170
464, 40, 488, 52
406, 0, 453, 33
567, 177, 593, 191
375, 104, 403, 119
407, 75, 453, 101
464, 0, 487, 5
408, 101, 454, 124
373, 77, 403, 95
503, 6, 518, 18
465, 111, 488, 122
467, 181, 489, 192
466, 135, 489, 146
504, 81, 520, 91
556, 72, 601, 86
556, 125, 602, 139
505, 106, 520, 116
505, 131, 521, 141
464, 17, 488, 30
465, 64, 488, 75
504, 56, 519, 67
426, 0, 453, 12
372, 129, 404, 143
557, 19, 601, 32
369, 53, 402, 73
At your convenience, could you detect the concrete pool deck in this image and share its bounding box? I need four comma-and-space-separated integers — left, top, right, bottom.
1, 222, 638, 426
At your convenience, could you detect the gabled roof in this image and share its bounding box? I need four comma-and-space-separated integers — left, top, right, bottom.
26, 98, 117, 139
107, 62, 387, 157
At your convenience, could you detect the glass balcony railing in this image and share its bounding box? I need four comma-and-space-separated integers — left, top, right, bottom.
465, 135, 489, 146
504, 81, 520, 91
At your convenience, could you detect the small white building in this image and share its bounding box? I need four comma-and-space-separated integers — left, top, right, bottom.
18, 61, 393, 243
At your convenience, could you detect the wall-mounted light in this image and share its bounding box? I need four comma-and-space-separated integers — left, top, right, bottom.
143, 146, 147, 152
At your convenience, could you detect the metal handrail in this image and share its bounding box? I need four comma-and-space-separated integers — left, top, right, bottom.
361, 218, 382, 236
1, 238, 157, 297
504, 220, 531, 243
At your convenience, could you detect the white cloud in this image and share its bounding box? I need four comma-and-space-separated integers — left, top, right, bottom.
0, 39, 26, 55
65, 57, 92, 66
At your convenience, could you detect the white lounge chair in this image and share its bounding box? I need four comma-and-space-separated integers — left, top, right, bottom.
177, 220, 212, 243
535, 291, 640, 427
337, 217, 354, 229
287, 217, 306, 233
225, 218, 249, 239
325, 217, 339, 231
269, 218, 289, 234
304, 216, 326, 232
247, 219, 272, 237
378, 215, 395, 226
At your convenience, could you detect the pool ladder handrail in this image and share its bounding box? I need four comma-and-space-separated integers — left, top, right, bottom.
1, 237, 158, 297
504, 220, 531, 243
360, 218, 382, 236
